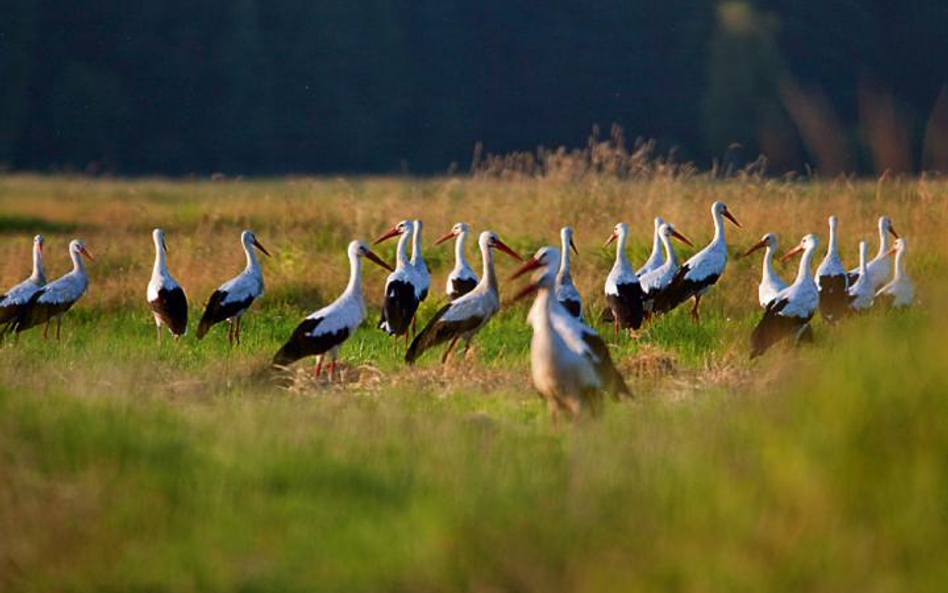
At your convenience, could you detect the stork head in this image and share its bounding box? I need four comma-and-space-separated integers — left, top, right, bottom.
152, 228, 168, 254
780, 233, 818, 262
374, 219, 413, 244
33, 234, 44, 255
654, 216, 665, 230
435, 222, 469, 245
242, 229, 271, 257
712, 201, 741, 228
70, 239, 94, 261
879, 216, 899, 239
884, 237, 906, 257
828, 215, 838, 231
660, 223, 694, 247
351, 240, 394, 271
743, 232, 777, 257
560, 226, 579, 255
509, 246, 557, 303
604, 222, 628, 247
480, 231, 522, 261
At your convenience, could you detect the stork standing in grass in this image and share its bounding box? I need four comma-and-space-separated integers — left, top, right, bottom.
875, 237, 913, 308
815, 215, 849, 322
603, 222, 644, 337
513, 246, 630, 418
847, 241, 875, 312
640, 222, 694, 314
9, 239, 93, 341
636, 216, 666, 277
197, 229, 270, 345
750, 234, 819, 358
376, 220, 422, 340
743, 233, 787, 308
146, 228, 188, 340
0, 234, 45, 328
652, 201, 740, 322
436, 222, 479, 301
848, 216, 899, 290
406, 231, 521, 364
272, 241, 393, 378
555, 226, 582, 318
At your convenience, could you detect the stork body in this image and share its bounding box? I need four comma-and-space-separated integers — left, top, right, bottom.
603, 222, 644, 337
848, 216, 899, 290
815, 216, 849, 322
744, 233, 788, 308
848, 241, 875, 312
273, 241, 393, 377
406, 231, 521, 364
377, 220, 420, 337
652, 201, 740, 322
875, 238, 913, 308
640, 223, 694, 312
437, 222, 479, 301
146, 228, 188, 339
555, 226, 582, 318
0, 235, 45, 327
196, 230, 270, 345
750, 234, 819, 358
636, 216, 665, 277
9, 239, 92, 340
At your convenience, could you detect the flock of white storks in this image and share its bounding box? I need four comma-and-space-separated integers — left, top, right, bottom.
0, 201, 914, 419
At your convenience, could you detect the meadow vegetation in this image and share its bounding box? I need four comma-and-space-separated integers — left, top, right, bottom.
1, 172, 946, 592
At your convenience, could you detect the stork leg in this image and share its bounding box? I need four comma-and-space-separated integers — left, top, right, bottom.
43, 320, 50, 340
441, 335, 459, 364
56, 317, 62, 341
613, 317, 619, 340
411, 315, 417, 340
227, 320, 234, 346
461, 337, 473, 360
328, 359, 337, 382
690, 295, 702, 323
314, 356, 323, 378
235, 317, 242, 346
156, 321, 162, 343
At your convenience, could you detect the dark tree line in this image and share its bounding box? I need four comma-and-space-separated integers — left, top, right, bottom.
1, 0, 946, 175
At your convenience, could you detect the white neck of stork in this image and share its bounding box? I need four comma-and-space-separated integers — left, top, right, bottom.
69, 241, 88, 275
558, 227, 573, 280
857, 240, 868, 276
646, 216, 664, 263
827, 216, 840, 258
478, 231, 498, 293
790, 235, 818, 286
395, 225, 413, 270
151, 229, 167, 277
410, 220, 423, 266
659, 225, 681, 267
712, 206, 727, 246
613, 224, 631, 268
242, 235, 261, 273
345, 242, 364, 296
31, 235, 45, 283
454, 226, 470, 269
761, 238, 780, 285
891, 239, 907, 280
876, 217, 895, 259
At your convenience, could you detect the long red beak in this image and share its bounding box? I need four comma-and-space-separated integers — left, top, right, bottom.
435, 230, 455, 245
569, 237, 579, 255
493, 238, 523, 261
364, 248, 395, 272
252, 238, 271, 257
604, 232, 617, 248
510, 281, 540, 304
162, 238, 169, 254
373, 227, 401, 245
743, 238, 768, 258
888, 225, 899, 239
509, 257, 545, 280
780, 244, 804, 263
670, 229, 694, 247
79, 246, 95, 261
723, 209, 741, 228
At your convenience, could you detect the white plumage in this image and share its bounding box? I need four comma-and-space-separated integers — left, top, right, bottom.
636, 216, 665, 277
604, 222, 638, 296
439, 222, 479, 301
0, 234, 45, 325
815, 215, 850, 322
875, 237, 913, 308
639, 222, 694, 297
410, 219, 430, 301
848, 216, 898, 290
146, 228, 188, 339
554, 226, 582, 318
743, 233, 788, 308
848, 241, 874, 311
377, 220, 419, 336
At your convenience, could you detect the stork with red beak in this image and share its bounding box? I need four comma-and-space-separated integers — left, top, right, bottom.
555, 226, 583, 318
375, 220, 423, 339
848, 216, 899, 290
196, 229, 270, 345
750, 234, 819, 358
0, 234, 45, 329
435, 222, 479, 301
146, 228, 188, 340
743, 233, 788, 308
272, 241, 393, 378
7, 239, 93, 341
512, 246, 630, 420
603, 222, 644, 338
652, 201, 741, 322
815, 215, 849, 322
406, 231, 521, 364
639, 222, 694, 313
875, 237, 913, 308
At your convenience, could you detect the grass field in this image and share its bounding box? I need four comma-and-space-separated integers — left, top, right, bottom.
1, 173, 947, 592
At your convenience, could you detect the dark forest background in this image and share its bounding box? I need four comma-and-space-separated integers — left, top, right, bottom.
1, 0, 947, 176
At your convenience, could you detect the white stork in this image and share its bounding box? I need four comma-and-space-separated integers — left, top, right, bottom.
555, 226, 582, 318
435, 222, 479, 301
875, 238, 913, 308
636, 216, 666, 277
146, 228, 188, 340
411, 219, 430, 304
9, 239, 93, 340
847, 241, 875, 312
603, 222, 645, 337
196, 229, 270, 345
375, 220, 422, 338
0, 234, 45, 329
743, 233, 788, 308
640, 222, 694, 312
848, 216, 899, 290
750, 234, 819, 358
512, 246, 630, 416
272, 241, 393, 378
405, 231, 521, 364
815, 215, 849, 322
652, 201, 740, 322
